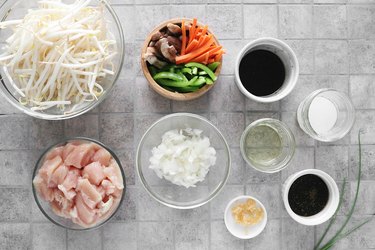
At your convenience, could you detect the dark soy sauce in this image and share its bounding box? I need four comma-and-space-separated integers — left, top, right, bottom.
239, 49, 285, 96
288, 174, 329, 217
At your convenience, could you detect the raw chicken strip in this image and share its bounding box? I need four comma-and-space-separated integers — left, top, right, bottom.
58, 184, 76, 200
98, 196, 114, 215
60, 167, 80, 191
77, 178, 102, 205
62, 143, 77, 160
64, 143, 96, 169
54, 189, 71, 210
82, 162, 105, 185
45, 146, 64, 160
96, 185, 106, 199
33, 176, 54, 202
81, 192, 98, 209
91, 148, 111, 166
103, 160, 124, 189
39, 155, 63, 184
101, 180, 116, 195
50, 164, 68, 187
75, 192, 96, 225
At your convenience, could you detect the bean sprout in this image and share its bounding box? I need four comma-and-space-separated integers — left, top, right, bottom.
0, 0, 117, 112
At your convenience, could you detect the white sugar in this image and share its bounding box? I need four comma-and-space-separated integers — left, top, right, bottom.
308, 96, 338, 135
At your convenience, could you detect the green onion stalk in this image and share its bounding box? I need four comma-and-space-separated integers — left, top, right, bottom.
315, 131, 374, 250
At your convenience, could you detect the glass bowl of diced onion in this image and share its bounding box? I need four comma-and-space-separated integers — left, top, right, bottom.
136, 113, 231, 209
0, 0, 124, 120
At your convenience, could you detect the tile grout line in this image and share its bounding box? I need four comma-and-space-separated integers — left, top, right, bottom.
207, 3, 212, 250
345, 3, 352, 185
311, 1, 319, 246
131, 31, 140, 248
276, 1, 284, 249
97, 72, 105, 250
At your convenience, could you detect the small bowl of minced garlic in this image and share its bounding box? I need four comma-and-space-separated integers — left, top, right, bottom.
224, 195, 267, 239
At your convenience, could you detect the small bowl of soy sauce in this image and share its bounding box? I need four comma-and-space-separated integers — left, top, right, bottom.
282, 169, 340, 226
235, 37, 299, 103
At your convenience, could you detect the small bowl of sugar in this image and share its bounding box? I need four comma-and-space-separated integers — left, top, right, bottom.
297, 88, 355, 142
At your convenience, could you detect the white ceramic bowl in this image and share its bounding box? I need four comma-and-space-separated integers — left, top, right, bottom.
235, 37, 299, 103
224, 195, 267, 239
282, 169, 339, 226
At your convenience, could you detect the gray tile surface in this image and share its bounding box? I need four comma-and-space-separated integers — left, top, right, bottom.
67, 229, 102, 250
0, 1, 374, 250
32, 223, 66, 250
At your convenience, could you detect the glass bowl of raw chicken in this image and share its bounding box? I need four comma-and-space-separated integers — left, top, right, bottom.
0, 0, 124, 120
32, 138, 126, 230
136, 113, 231, 209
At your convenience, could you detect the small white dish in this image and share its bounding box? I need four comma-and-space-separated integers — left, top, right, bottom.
234, 37, 299, 103
282, 169, 339, 226
224, 195, 267, 239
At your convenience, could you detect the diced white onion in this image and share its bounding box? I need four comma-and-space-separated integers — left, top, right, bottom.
149, 128, 217, 188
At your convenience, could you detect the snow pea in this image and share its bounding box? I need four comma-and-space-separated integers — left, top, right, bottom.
156, 78, 190, 88
181, 68, 192, 75
190, 76, 206, 86
205, 77, 214, 85
207, 62, 220, 71
153, 72, 184, 82
149, 66, 158, 77
173, 86, 200, 93
184, 62, 217, 81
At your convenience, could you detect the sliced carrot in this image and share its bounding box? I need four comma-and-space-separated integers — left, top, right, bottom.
200, 25, 208, 36
195, 36, 205, 48
176, 18, 224, 64
200, 35, 214, 49
206, 46, 223, 56
214, 52, 223, 62
188, 26, 194, 44
191, 51, 209, 63
181, 20, 186, 55
185, 39, 199, 54
188, 18, 197, 44
203, 52, 210, 64
176, 42, 212, 64
207, 58, 215, 64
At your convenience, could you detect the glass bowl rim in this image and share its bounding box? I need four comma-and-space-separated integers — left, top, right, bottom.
240, 118, 296, 174
136, 112, 231, 209
0, 0, 125, 120
297, 88, 356, 142
32, 136, 127, 231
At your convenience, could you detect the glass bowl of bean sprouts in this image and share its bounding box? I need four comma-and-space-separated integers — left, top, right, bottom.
0, 0, 124, 120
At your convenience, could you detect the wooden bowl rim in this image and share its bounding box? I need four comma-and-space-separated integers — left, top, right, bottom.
140, 18, 223, 101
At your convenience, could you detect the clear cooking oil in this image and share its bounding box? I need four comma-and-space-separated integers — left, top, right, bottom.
244, 124, 282, 165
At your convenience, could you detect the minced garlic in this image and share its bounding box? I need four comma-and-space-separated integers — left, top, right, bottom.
232, 198, 264, 226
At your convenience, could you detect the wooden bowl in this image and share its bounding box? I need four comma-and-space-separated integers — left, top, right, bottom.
141, 18, 222, 101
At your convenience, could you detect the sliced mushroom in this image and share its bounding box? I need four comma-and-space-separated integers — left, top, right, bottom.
167, 23, 182, 35
167, 36, 182, 53
151, 31, 164, 41
159, 38, 177, 63
144, 47, 167, 69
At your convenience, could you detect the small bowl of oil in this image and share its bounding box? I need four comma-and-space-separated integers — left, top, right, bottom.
240, 118, 295, 173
